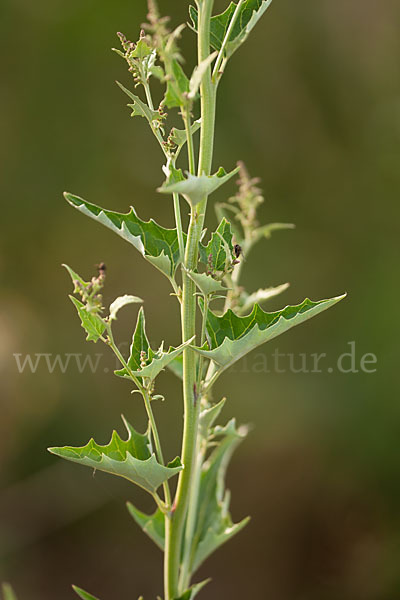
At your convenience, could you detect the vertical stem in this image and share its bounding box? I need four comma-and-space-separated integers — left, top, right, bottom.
164, 1, 216, 598
182, 105, 196, 176
178, 434, 206, 590
173, 192, 185, 264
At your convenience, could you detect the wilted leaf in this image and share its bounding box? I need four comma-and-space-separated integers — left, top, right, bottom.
193, 295, 346, 372
48, 416, 182, 495
64, 193, 184, 278
109, 295, 143, 321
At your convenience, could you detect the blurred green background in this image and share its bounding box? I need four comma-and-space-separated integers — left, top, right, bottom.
1, 0, 399, 598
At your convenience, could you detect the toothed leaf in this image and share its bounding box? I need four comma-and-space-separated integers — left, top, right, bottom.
69, 296, 105, 343
192, 419, 249, 573
193, 296, 346, 372
115, 307, 192, 382
117, 81, 162, 124
199, 218, 234, 272
158, 166, 239, 207
48, 417, 182, 495
189, 0, 274, 59
127, 503, 165, 551
64, 193, 184, 278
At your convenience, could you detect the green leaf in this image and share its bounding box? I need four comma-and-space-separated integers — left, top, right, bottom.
166, 354, 183, 380
63, 264, 87, 291
72, 586, 101, 600
191, 419, 249, 573
115, 307, 193, 382
48, 416, 183, 496
158, 166, 239, 207
199, 398, 227, 438
109, 294, 143, 321
64, 193, 184, 279
186, 270, 229, 296
199, 218, 234, 272
189, 0, 274, 59
254, 222, 295, 240
237, 283, 289, 314
214, 202, 243, 242
69, 296, 105, 343
127, 503, 165, 551
193, 295, 346, 372
175, 580, 210, 600
131, 38, 153, 60
117, 81, 161, 124
164, 59, 190, 109
168, 119, 201, 157
188, 52, 218, 100
2, 584, 18, 600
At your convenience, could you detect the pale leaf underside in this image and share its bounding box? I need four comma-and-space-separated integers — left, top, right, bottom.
64, 193, 183, 278
193, 295, 346, 372
190, 0, 274, 59
48, 416, 182, 495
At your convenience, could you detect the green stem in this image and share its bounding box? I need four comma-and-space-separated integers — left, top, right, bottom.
212, 0, 244, 81
197, 294, 209, 388
178, 433, 206, 591
105, 324, 171, 508
143, 80, 185, 286
173, 191, 185, 265
182, 104, 196, 175
165, 1, 216, 597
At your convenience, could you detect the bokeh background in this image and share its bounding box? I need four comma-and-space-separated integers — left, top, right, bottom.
1, 0, 399, 598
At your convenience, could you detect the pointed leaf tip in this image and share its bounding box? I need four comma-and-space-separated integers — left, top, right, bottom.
48, 417, 183, 495
158, 166, 239, 207
63, 192, 185, 278
193, 295, 346, 373
2, 583, 18, 600
72, 585, 101, 600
